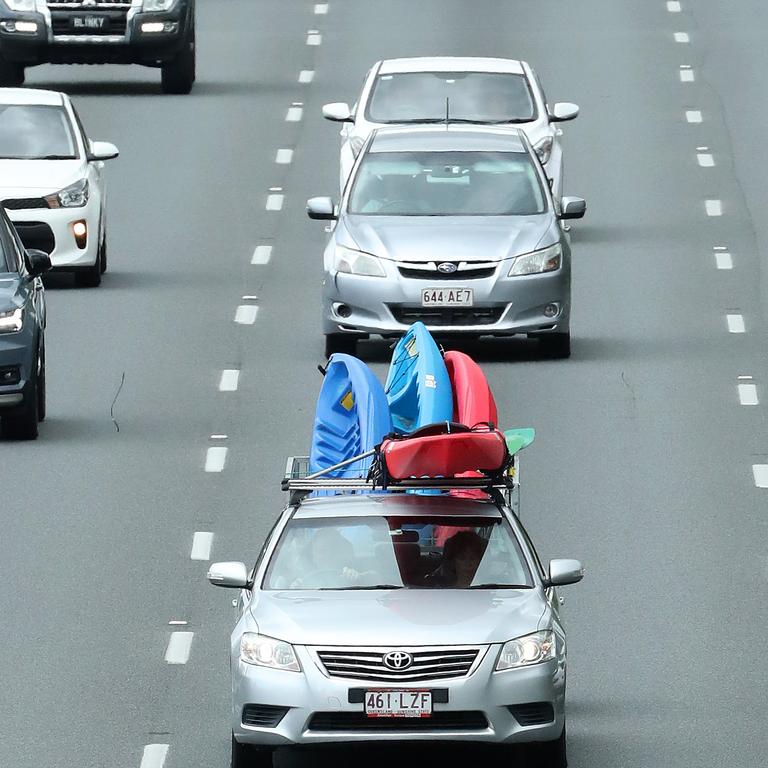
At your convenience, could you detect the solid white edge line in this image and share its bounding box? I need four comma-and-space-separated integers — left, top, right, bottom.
726, 314, 745, 333
140, 744, 170, 768
738, 383, 759, 406
705, 199, 722, 216
165, 631, 194, 664
219, 369, 240, 392
251, 245, 272, 265
235, 305, 259, 324
191, 531, 214, 560
298, 70, 315, 83
714, 252, 733, 270
685, 110, 702, 123
286, 106, 303, 122
697, 153, 715, 167
275, 148, 294, 164
752, 464, 768, 488
205, 446, 228, 472
266, 194, 284, 211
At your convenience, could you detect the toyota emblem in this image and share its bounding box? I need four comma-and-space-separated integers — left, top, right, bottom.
437, 262, 458, 274
383, 651, 413, 670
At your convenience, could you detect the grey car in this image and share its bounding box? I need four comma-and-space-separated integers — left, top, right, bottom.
307, 126, 585, 359
208, 492, 584, 768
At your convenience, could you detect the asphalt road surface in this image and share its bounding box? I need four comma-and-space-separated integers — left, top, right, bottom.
2, 1, 767, 766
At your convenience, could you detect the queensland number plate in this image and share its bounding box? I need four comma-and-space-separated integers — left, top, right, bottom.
72, 15, 109, 31
421, 288, 473, 307
365, 690, 432, 718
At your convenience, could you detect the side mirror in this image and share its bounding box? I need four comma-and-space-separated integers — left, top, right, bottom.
322, 102, 353, 123
88, 140, 119, 161
307, 196, 337, 221
207, 561, 250, 589
559, 196, 586, 220
26, 248, 52, 277
549, 102, 579, 122
544, 559, 584, 587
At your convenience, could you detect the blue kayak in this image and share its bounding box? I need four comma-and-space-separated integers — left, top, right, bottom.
384, 322, 453, 434
310, 353, 392, 479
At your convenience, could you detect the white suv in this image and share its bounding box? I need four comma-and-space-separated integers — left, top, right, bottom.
0, 88, 118, 287
323, 57, 579, 200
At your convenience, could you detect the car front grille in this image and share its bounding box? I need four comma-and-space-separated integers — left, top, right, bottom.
241, 704, 289, 728
508, 702, 555, 726
12, 222, 56, 255
3, 198, 49, 211
46, 0, 131, 6
389, 305, 505, 327
314, 646, 481, 682
398, 262, 497, 280
308, 711, 488, 732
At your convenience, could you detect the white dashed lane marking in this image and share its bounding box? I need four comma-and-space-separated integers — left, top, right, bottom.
726, 314, 745, 334
165, 632, 194, 664
276, 148, 294, 164
205, 446, 228, 472
705, 199, 722, 216
686, 110, 702, 123
235, 305, 259, 324
191, 532, 214, 561
674, 32, 689, 42
738, 382, 759, 406
752, 465, 768, 488
697, 152, 715, 167
679, 66, 694, 82
667, 1, 681, 11
252, 245, 272, 265
266, 193, 284, 211
306, 30, 322, 45
299, 70, 315, 83
219, 369, 240, 391
314, 3, 328, 13
286, 105, 303, 122
714, 251, 733, 270
140, 744, 169, 768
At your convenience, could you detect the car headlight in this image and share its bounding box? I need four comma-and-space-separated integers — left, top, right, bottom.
334, 246, 386, 277
240, 633, 301, 672
44, 179, 89, 209
0, 307, 23, 334
496, 630, 555, 671
142, 0, 176, 10
509, 244, 562, 276
534, 136, 554, 165
4, 0, 36, 11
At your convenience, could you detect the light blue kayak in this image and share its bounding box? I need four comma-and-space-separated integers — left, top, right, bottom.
384, 322, 453, 434
310, 353, 392, 479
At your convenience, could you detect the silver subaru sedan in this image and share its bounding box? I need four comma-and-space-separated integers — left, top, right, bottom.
307, 126, 585, 359
208, 493, 584, 768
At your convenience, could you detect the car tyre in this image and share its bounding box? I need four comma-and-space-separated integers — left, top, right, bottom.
161, 32, 196, 94
528, 724, 567, 768
75, 256, 102, 288
539, 332, 571, 359
1, 348, 41, 440
324, 333, 357, 357
231, 733, 274, 768
0, 55, 24, 87
37, 342, 46, 423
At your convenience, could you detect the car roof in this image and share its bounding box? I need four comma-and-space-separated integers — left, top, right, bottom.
369, 125, 527, 154
0, 88, 66, 107
292, 493, 504, 520
378, 57, 527, 76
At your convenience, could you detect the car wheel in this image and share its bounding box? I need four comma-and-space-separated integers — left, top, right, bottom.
231, 733, 274, 768
99, 231, 108, 274
1, 352, 40, 440
0, 55, 24, 87
325, 333, 357, 357
527, 724, 567, 768
37, 342, 46, 423
75, 256, 102, 288
539, 332, 570, 359
161, 32, 196, 94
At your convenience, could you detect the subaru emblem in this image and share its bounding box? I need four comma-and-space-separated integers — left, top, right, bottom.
383, 651, 413, 670
437, 262, 458, 274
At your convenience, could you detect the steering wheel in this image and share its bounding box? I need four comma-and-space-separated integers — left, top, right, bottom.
291, 569, 343, 588
377, 200, 430, 214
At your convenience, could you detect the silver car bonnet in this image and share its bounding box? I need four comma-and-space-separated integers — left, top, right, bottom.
341, 214, 552, 264
250, 587, 545, 646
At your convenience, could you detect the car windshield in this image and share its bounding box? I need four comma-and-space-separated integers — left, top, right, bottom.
262, 515, 533, 590
348, 150, 546, 216
366, 72, 536, 124
0, 105, 78, 160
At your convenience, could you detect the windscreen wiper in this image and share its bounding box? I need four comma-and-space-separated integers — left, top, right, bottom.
467, 583, 533, 589
324, 584, 405, 590
37, 154, 77, 160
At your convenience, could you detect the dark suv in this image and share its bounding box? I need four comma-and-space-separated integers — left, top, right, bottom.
0, 0, 195, 94
0, 206, 51, 440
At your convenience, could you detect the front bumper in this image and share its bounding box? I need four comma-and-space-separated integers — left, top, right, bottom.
232, 647, 565, 747
9, 203, 99, 270
0, 4, 189, 66
322, 258, 570, 339
0, 325, 36, 413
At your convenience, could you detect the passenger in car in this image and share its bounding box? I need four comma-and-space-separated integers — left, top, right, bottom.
425, 531, 487, 588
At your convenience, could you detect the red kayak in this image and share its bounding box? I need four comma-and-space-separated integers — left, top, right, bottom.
381, 423, 508, 481
444, 350, 498, 428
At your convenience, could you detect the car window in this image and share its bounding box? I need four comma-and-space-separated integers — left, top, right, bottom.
262, 514, 533, 590
70, 105, 90, 151
348, 150, 546, 216
0, 210, 17, 273
366, 72, 536, 124
0, 104, 78, 160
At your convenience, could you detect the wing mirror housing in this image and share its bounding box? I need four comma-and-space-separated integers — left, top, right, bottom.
559, 196, 586, 220
544, 559, 584, 588
549, 102, 580, 122
88, 140, 119, 161
322, 102, 353, 122
207, 561, 250, 589
26, 248, 52, 277
307, 196, 337, 220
